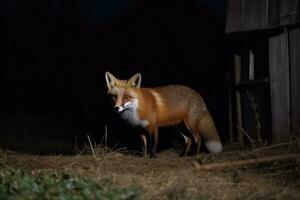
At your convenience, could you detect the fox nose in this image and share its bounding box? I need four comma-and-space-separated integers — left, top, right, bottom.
114, 106, 120, 112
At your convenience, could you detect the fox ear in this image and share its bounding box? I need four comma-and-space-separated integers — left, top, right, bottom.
127, 73, 142, 88
105, 71, 118, 90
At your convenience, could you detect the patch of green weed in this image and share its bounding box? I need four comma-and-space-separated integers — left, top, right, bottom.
0, 162, 141, 200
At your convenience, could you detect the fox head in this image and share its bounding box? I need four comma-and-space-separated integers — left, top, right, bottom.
105, 71, 142, 113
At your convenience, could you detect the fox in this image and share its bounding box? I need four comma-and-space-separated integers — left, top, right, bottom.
105, 71, 222, 158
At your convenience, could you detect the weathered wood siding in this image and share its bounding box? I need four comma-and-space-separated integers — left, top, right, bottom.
268, 0, 299, 27
269, 32, 291, 143
226, 0, 268, 32
243, 0, 268, 31
289, 28, 300, 136
226, 0, 300, 33
225, 0, 244, 33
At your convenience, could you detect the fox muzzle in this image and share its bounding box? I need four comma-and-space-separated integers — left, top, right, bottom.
114, 105, 126, 113
113, 106, 120, 112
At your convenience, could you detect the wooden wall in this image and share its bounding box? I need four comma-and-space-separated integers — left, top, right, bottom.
269, 32, 291, 143
268, 0, 299, 27
226, 0, 300, 33
226, 0, 300, 143
269, 28, 300, 142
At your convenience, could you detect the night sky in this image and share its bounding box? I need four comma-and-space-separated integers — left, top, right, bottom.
0, 0, 228, 154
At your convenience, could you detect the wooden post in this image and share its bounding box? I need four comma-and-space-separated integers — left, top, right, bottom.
289, 28, 300, 136
228, 73, 233, 143
234, 54, 244, 146
269, 32, 291, 143
249, 49, 255, 80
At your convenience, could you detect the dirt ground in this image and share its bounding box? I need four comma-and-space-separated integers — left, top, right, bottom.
2, 143, 300, 200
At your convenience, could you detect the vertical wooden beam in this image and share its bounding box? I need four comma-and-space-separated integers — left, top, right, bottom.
269, 32, 291, 143
228, 73, 233, 143
234, 54, 244, 146
249, 49, 255, 80
289, 28, 300, 136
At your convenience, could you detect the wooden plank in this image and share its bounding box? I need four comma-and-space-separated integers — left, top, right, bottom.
226, 0, 269, 32
193, 153, 300, 171
243, 0, 268, 31
268, 0, 281, 27
249, 50, 254, 80
234, 54, 244, 146
225, 0, 244, 33
226, 0, 300, 32
269, 32, 291, 143
289, 28, 300, 136
279, 0, 299, 26
268, 0, 299, 27
239, 49, 254, 145
228, 73, 233, 143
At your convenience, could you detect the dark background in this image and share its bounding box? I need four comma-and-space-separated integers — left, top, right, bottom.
0, 0, 228, 154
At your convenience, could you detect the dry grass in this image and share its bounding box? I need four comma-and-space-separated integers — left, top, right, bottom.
1, 142, 300, 200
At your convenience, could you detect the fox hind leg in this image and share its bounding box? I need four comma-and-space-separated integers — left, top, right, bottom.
183, 126, 201, 155
175, 122, 194, 156
182, 117, 202, 155
179, 133, 192, 157
193, 132, 201, 155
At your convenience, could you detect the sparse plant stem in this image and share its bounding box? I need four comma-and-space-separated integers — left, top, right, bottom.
73, 135, 79, 154
235, 124, 256, 147
105, 125, 108, 154
87, 135, 97, 160
247, 91, 262, 147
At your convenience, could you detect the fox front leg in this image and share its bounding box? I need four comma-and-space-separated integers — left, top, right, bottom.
139, 134, 147, 157
149, 129, 158, 158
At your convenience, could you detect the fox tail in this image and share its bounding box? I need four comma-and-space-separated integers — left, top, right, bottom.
199, 112, 222, 154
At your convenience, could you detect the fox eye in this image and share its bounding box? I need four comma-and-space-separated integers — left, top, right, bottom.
110, 95, 117, 102
123, 94, 131, 100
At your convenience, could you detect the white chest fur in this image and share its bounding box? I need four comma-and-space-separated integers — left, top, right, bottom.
119, 100, 149, 128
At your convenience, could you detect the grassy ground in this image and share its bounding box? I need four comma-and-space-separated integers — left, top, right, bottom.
1, 143, 300, 200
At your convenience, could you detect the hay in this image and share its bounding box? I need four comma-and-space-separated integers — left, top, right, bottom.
1, 143, 300, 200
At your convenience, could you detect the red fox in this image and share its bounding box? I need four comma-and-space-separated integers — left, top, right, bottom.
105, 72, 222, 157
